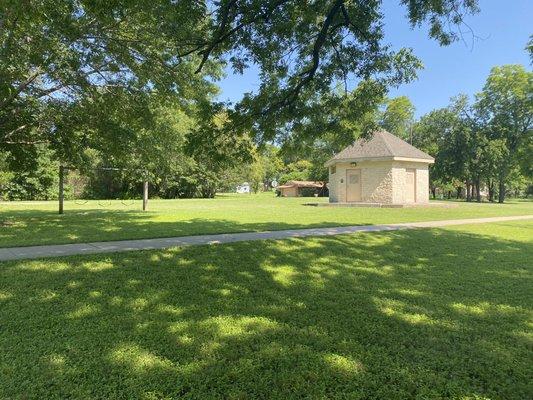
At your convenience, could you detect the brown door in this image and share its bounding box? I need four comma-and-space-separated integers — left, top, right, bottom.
405, 169, 416, 203
346, 169, 362, 202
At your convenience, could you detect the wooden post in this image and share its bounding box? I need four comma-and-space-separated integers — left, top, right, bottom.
58, 165, 65, 214
142, 181, 148, 211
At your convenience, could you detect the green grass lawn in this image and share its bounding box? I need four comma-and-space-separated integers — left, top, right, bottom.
1, 193, 532, 247
1, 221, 532, 399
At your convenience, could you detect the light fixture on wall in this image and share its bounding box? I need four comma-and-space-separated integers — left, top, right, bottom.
350, 162, 357, 167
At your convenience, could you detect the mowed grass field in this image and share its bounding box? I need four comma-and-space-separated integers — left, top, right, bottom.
1, 193, 532, 247
0, 220, 532, 399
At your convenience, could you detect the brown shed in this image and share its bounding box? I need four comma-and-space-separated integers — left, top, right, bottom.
277, 180, 326, 197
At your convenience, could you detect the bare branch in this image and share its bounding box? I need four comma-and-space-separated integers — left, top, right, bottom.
2, 140, 49, 145
2, 124, 29, 139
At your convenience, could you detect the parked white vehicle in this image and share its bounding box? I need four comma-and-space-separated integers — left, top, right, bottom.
236, 182, 251, 193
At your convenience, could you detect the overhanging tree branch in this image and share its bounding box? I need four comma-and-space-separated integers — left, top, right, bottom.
194, 0, 291, 74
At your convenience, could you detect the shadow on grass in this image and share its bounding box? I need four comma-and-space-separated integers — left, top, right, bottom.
0, 208, 374, 248
0, 224, 532, 398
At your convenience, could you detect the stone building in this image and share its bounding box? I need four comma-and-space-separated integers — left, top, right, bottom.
325, 131, 434, 205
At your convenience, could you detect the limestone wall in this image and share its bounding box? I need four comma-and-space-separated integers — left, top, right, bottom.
415, 166, 429, 203
391, 161, 430, 204
328, 165, 339, 202
361, 163, 393, 203
328, 161, 394, 203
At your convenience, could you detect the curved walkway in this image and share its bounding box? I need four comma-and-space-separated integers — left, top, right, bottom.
0, 215, 531, 261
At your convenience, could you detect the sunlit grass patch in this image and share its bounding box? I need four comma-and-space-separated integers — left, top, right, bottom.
1, 193, 531, 247
0, 220, 531, 399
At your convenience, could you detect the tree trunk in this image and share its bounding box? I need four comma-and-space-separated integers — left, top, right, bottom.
497, 161, 511, 203
487, 180, 494, 202
466, 181, 472, 202
431, 187, 436, 199
475, 177, 481, 202
498, 179, 505, 203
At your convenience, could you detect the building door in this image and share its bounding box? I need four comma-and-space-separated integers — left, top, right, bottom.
405, 169, 416, 203
346, 169, 362, 202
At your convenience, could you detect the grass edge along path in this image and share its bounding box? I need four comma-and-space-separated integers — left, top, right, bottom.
0, 214, 532, 261
0, 220, 531, 399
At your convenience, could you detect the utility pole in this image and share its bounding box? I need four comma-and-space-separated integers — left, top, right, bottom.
58, 165, 65, 214
142, 181, 148, 211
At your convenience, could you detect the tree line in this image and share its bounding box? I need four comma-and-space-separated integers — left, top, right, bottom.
1, 63, 530, 202
412, 65, 531, 203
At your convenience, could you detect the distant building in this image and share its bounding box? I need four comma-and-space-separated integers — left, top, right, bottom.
236, 182, 250, 193
325, 131, 434, 205
277, 180, 327, 197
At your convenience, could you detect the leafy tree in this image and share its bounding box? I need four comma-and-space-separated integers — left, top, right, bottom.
412, 108, 453, 198
0, 151, 14, 200
2, 145, 58, 200
207, 0, 476, 143
0, 0, 484, 200
75, 93, 197, 198
379, 96, 415, 140
280, 81, 384, 182
475, 65, 533, 202
215, 144, 283, 193
185, 106, 254, 197
413, 96, 480, 201
246, 158, 267, 194
259, 145, 284, 189
413, 66, 532, 203
0, 1, 216, 147
517, 134, 533, 179
279, 160, 313, 184
78, 98, 253, 199
243, 145, 285, 192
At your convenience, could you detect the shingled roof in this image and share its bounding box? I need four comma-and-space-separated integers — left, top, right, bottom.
325, 130, 434, 166
277, 180, 324, 189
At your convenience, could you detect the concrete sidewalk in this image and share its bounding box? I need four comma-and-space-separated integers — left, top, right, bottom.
0, 215, 531, 262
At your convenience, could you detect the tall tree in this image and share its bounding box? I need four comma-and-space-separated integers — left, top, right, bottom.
379, 96, 415, 140
475, 65, 533, 202
412, 107, 453, 198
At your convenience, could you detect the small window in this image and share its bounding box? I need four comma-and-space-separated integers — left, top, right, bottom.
349, 174, 359, 184
330, 166, 336, 174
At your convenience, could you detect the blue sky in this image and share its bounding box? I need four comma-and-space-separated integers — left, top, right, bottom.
216, 1, 532, 118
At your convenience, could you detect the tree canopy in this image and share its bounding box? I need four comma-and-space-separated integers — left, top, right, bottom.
379, 96, 415, 140
1, 0, 480, 153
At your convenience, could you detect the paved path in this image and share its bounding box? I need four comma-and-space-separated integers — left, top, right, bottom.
1, 215, 531, 262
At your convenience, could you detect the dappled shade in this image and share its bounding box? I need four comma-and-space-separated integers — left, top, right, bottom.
1, 221, 532, 398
